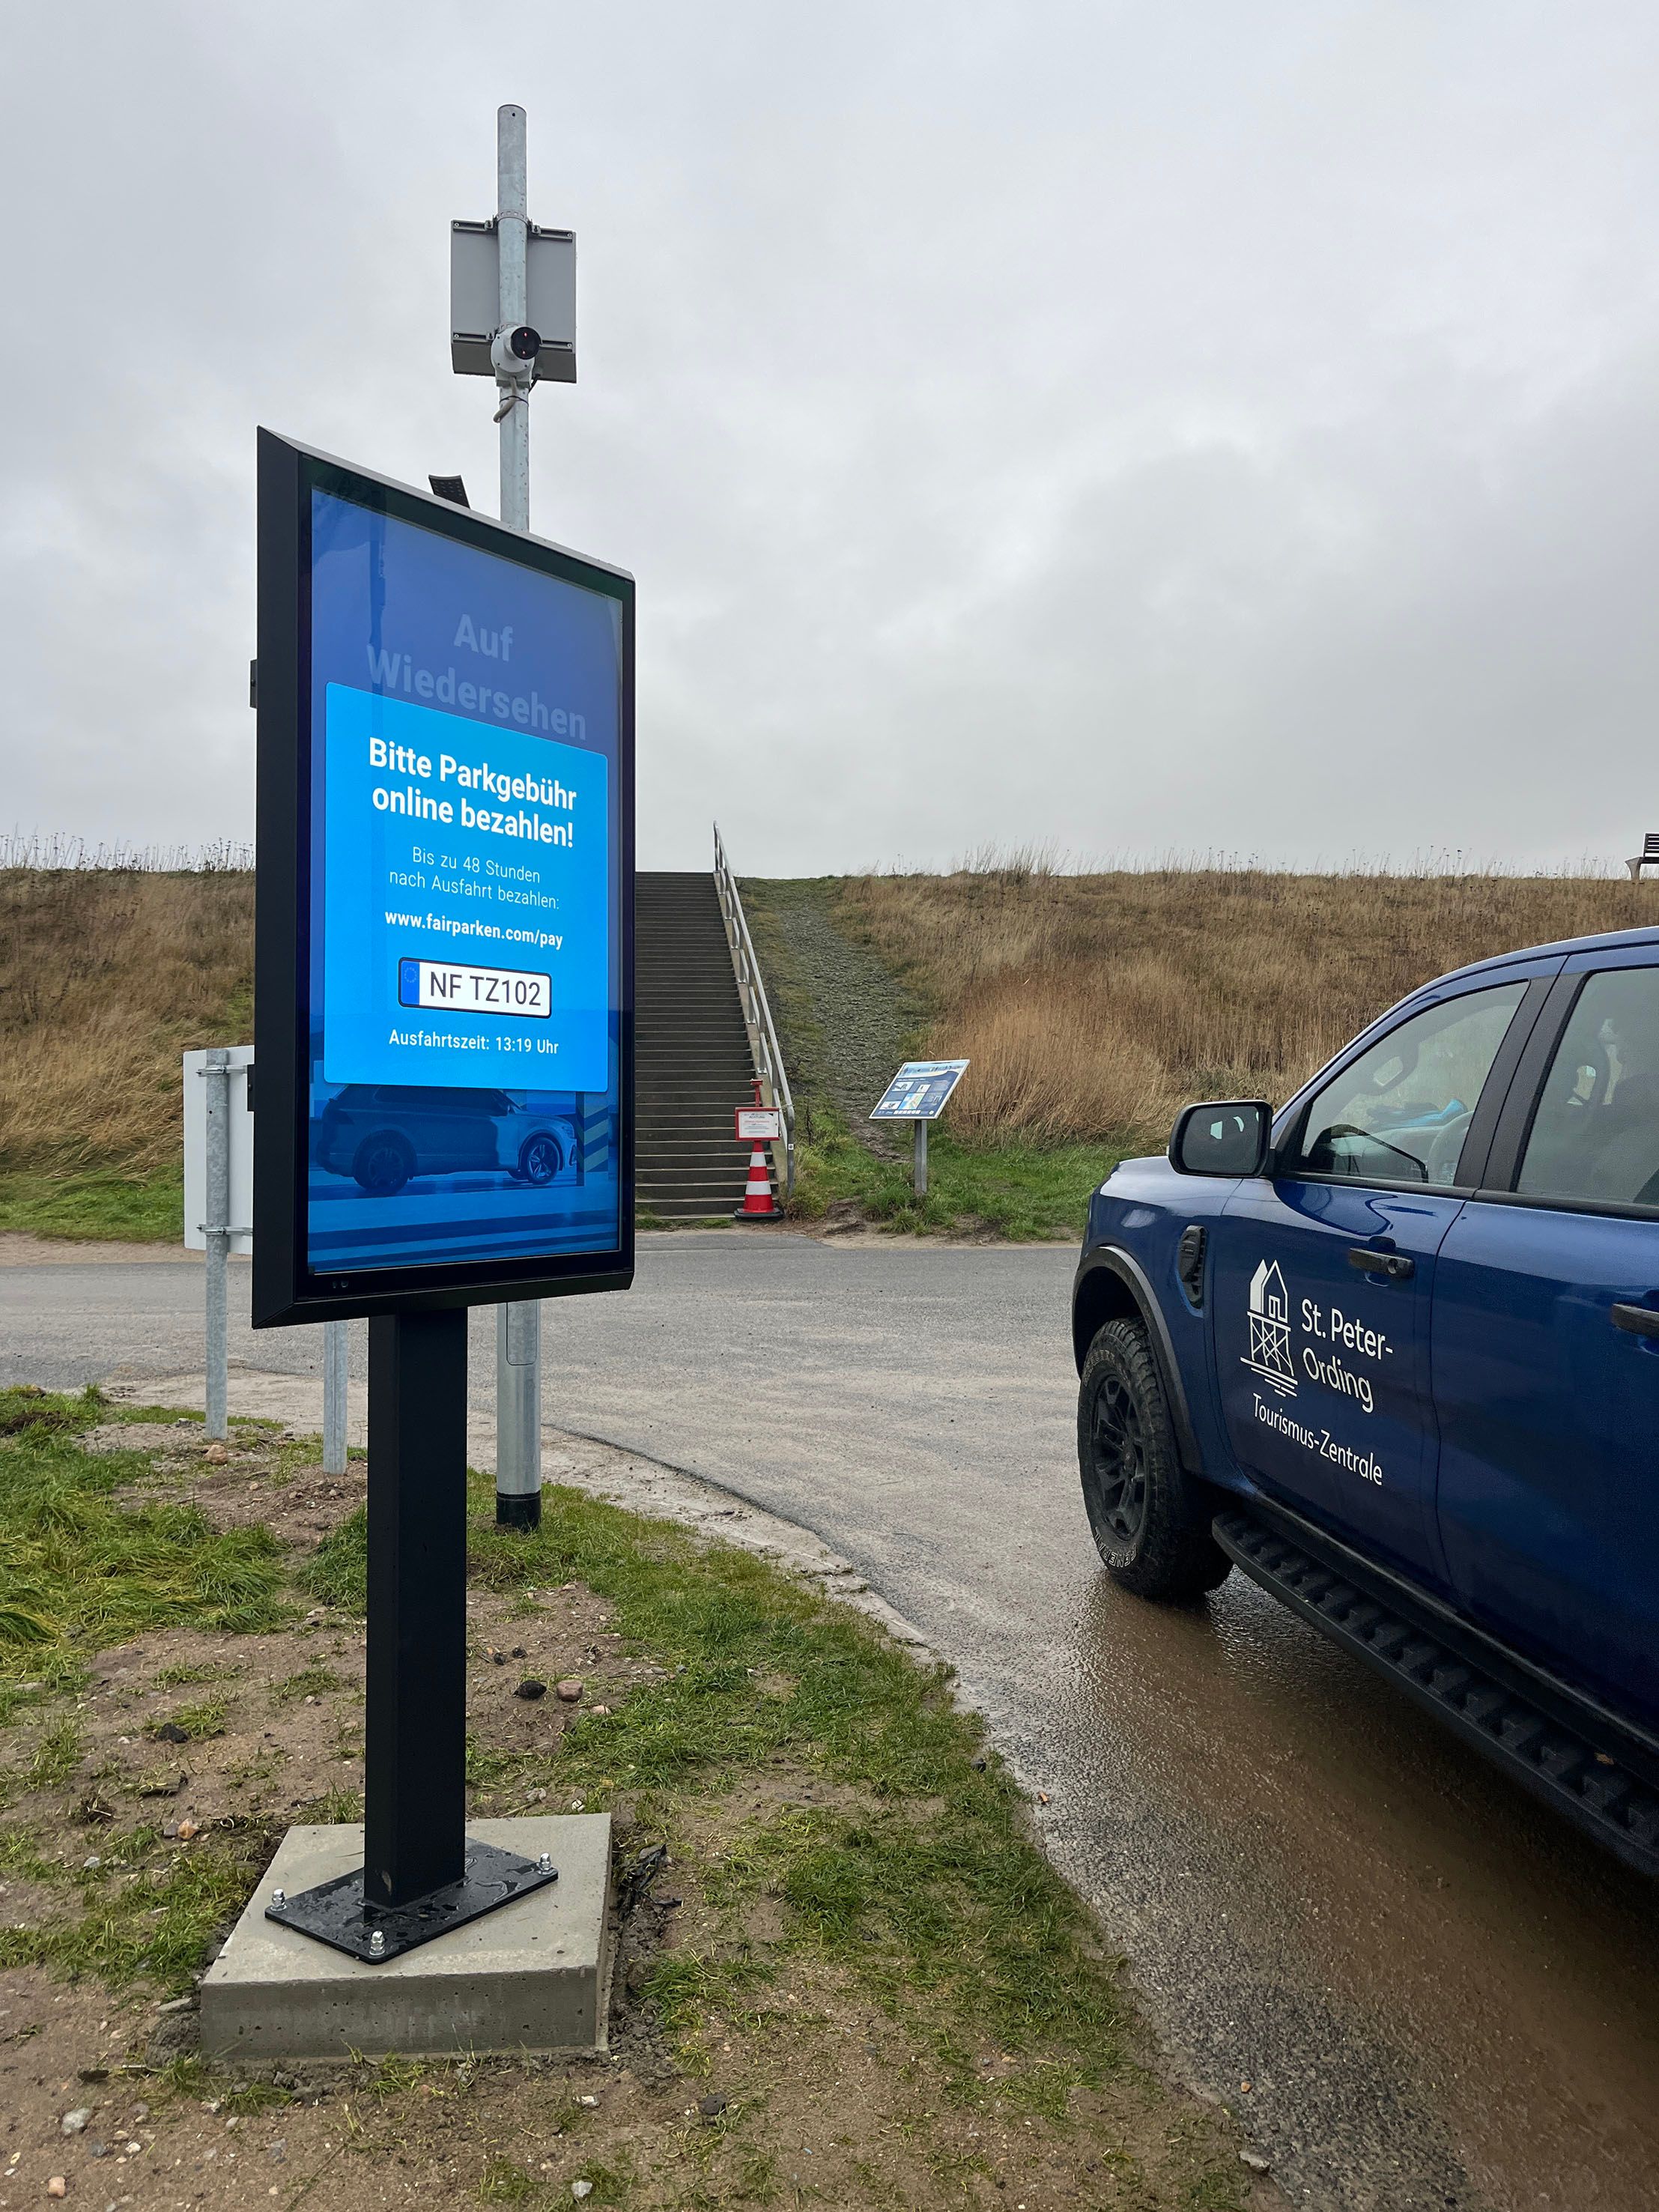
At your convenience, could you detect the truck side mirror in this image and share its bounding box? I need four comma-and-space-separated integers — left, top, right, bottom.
1168, 1099, 1272, 1178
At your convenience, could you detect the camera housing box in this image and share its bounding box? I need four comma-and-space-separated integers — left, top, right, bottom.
451, 221, 576, 384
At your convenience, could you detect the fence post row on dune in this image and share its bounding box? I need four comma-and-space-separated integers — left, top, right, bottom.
713, 825, 795, 1202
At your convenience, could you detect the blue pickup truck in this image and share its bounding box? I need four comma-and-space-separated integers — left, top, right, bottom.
1073, 925, 1659, 1873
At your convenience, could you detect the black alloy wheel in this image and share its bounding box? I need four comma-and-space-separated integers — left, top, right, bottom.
518, 1133, 563, 1186
1087, 1369, 1150, 1545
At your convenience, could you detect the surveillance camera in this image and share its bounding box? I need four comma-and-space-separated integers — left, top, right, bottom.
491, 324, 542, 378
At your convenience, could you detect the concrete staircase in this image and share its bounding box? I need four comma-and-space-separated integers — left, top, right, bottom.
635, 871, 758, 1221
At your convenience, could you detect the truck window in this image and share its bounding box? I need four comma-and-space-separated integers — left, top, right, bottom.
1290, 982, 1526, 1187
1517, 968, 1659, 1207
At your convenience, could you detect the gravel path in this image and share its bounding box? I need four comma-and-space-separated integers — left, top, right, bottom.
739, 877, 926, 1153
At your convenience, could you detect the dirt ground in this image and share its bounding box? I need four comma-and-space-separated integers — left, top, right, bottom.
0, 1416, 1277, 2212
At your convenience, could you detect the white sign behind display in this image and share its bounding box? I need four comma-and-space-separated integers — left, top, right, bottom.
183, 1047, 255, 1254
870, 1059, 971, 1122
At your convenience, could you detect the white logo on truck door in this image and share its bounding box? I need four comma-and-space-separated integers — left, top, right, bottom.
1243, 1259, 1298, 1397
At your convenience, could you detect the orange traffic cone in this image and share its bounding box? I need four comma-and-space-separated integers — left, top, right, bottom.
733, 1137, 784, 1221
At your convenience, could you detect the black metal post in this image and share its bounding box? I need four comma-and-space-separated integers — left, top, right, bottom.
265, 1304, 556, 1963
364, 1308, 468, 1906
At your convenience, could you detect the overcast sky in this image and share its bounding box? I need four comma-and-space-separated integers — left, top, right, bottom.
4, 2, 1658, 873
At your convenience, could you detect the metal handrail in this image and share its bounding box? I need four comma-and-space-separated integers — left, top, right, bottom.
713, 822, 796, 1200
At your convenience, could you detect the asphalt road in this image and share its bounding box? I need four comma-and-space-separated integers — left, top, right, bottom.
6, 1231, 1659, 2211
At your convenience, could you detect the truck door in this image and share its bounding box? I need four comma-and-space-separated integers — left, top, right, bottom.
1208, 978, 1531, 1585
1432, 954, 1659, 1726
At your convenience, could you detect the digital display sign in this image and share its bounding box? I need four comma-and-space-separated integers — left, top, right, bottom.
252, 431, 634, 1327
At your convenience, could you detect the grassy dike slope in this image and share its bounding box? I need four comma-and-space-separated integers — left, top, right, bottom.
0, 1386, 1261, 2211
749, 862, 1655, 1241
740, 877, 1128, 1240
0, 866, 255, 1240
4, 858, 1646, 1246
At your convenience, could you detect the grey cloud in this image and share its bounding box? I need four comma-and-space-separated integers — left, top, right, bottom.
4, 1, 1658, 870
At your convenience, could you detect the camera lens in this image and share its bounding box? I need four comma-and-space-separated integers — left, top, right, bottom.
509, 325, 540, 361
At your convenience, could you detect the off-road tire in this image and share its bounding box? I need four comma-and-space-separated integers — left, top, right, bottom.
1078, 1318, 1231, 1600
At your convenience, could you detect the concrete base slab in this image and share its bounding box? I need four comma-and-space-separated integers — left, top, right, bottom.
201, 1816, 610, 2061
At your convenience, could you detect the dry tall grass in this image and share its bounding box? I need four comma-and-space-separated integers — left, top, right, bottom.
0, 870, 254, 1174
837, 864, 1655, 1146
4, 858, 1651, 1174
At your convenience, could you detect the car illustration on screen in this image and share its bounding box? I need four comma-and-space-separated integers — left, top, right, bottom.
312, 1086, 580, 1196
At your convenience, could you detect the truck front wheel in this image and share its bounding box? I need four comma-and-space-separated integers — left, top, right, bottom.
1078, 1318, 1231, 1600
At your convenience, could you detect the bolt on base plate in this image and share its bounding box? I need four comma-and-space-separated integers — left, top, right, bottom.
265, 1837, 557, 1963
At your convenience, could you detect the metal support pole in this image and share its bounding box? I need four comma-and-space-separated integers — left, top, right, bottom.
495, 1301, 542, 1527
264, 1300, 556, 1960
497, 103, 530, 533
204, 1048, 230, 1439
914, 1118, 928, 1200
363, 1310, 468, 1908
494, 98, 542, 1530
322, 1320, 348, 1477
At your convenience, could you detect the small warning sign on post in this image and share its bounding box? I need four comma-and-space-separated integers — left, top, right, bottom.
736, 1106, 783, 1141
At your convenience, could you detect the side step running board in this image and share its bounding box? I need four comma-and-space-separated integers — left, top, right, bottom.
1213, 1509, 1659, 1879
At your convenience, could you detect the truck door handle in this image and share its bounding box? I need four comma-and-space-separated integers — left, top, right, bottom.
1612, 1302, 1659, 1339
1347, 1246, 1415, 1282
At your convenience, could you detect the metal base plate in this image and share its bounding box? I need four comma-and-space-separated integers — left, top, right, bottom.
266, 1838, 557, 1963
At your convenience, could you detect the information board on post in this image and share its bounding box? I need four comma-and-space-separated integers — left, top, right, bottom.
870, 1060, 971, 1123
252, 431, 634, 1327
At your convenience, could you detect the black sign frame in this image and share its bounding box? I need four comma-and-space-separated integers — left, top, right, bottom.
252, 428, 634, 1328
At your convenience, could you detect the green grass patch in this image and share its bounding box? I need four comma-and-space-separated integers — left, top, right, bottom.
0, 1391, 291, 1676
0, 1831, 266, 1993
25, 1718, 83, 1791
0, 1382, 107, 1440
789, 1112, 1130, 1240
272, 1664, 348, 1704
317, 1474, 1130, 2067
478, 2157, 542, 2202
301, 1783, 365, 1825
146, 1693, 231, 1741
0, 1168, 184, 1243
152, 1658, 242, 1688
300, 1503, 368, 1611
0, 1823, 60, 1882
0, 1392, 1251, 2205
0, 1649, 86, 1728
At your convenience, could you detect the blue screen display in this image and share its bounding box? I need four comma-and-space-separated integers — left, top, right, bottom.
306, 489, 624, 1276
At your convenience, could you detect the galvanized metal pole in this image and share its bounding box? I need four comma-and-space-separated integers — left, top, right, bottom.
497, 104, 531, 531
494, 100, 542, 1530
203, 1048, 230, 1440
915, 1118, 928, 1200
322, 1320, 348, 1477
